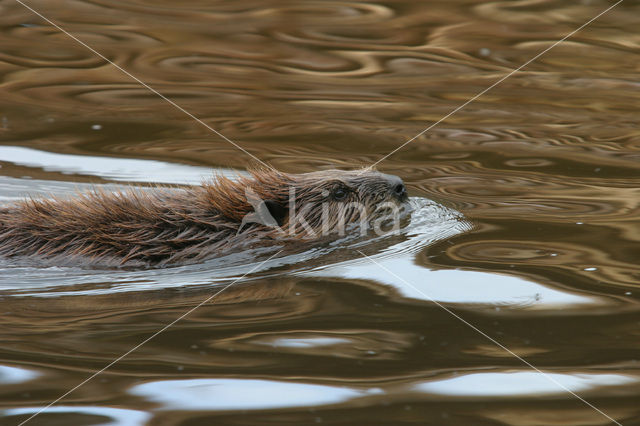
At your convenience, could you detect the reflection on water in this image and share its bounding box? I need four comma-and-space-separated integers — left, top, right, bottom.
2, 0, 640, 424
3, 406, 151, 426
0, 145, 224, 184
0, 366, 39, 385
314, 259, 604, 309
415, 371, 639, 397
130, 378, 369, 410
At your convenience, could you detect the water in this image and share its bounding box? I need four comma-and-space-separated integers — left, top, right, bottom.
1, 0, 640, 424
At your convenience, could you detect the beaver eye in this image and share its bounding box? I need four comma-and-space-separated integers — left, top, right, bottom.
332, 187, 348, 200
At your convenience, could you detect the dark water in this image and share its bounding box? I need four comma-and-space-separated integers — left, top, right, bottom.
1, 0, 640, 424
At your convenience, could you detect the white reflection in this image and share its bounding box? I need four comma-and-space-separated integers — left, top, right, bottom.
301, 197, 604, 309
415, 371, 637, 396
130, 379, 367, 410
0, 146, 240, 184
2, 406, 150, 426
264, 337, 350, 348
310, 256, 599, 308
0, 365, 39, 384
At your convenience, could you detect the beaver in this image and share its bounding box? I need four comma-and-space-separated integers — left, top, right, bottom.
0, 168, 409, 267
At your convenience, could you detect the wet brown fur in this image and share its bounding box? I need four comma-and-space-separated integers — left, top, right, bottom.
0, 168, 407, 267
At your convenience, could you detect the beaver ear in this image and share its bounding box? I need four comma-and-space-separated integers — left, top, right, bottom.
264, 200, 288, 227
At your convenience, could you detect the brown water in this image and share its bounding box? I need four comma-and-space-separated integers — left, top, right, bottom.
1, 0, 640, 424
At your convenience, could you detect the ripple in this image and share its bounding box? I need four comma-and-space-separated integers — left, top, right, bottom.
0, 44, 105, 68
432, 222, 640, 291
214, 330, 414, 360
503, 158, 555, 167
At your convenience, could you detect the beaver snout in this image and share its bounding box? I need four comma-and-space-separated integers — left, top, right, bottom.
393, 182, 407, 199
382, 173, 408, 202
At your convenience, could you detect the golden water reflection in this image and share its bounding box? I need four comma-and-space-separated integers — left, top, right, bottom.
1, 0, 640, 424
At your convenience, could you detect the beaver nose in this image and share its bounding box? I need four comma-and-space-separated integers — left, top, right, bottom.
393, 183, 407, 197
383, 174, 407, 200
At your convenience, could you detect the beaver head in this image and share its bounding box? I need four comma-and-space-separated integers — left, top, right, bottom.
203, 168, 409, 239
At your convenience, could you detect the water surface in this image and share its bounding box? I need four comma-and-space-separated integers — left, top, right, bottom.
1, 0, 640, 424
